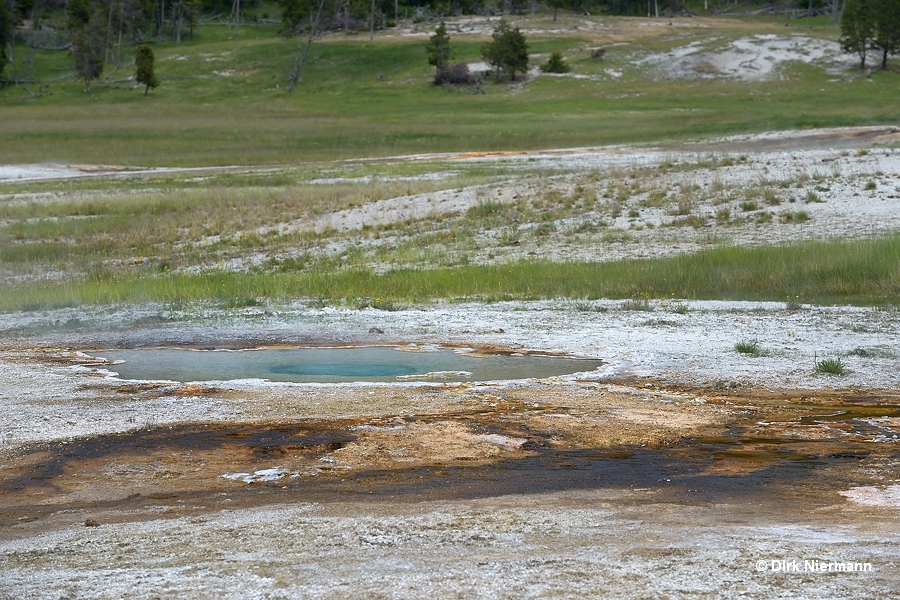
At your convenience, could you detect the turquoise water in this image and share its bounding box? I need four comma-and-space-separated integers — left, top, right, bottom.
97, 346, 603, 384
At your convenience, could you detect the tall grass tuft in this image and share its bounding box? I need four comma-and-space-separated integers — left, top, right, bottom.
2, 236, 899, 311
815, 357, 846, 375
735, 340, 762, 356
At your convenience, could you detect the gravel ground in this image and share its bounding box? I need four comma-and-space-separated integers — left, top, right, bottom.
2, 495, 897, 599
1, 297, 899, 598
1, 126, 899, 598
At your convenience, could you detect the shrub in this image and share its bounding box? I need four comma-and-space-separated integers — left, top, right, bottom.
434, 62, 479, 86
785, 298, 804, 311
541, 52, 570, 73
716, 208, 731, 224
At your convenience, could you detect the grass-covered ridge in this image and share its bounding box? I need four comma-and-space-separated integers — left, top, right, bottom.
3, 235, 898, 311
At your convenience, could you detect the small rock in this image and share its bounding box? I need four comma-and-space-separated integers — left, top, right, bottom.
369, 327, 385, 334
85, 519, 101, 527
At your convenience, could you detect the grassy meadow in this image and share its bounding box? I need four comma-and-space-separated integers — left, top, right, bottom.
2, 15, 898, 166
4, 235, 899, 311
1, 14, 899, 311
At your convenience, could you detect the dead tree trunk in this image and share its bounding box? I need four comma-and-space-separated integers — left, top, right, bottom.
232, 0, 241, 40
105, 0, 114, 66
288, 0, 326, 92
157, 0, 165, 37
173, 0, 184, 42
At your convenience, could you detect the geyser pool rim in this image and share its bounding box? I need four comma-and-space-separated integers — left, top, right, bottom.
93, 344, 606, 385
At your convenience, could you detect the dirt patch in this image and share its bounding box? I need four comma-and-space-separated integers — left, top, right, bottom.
2, 368, 897, 520
1, 375, 898, 597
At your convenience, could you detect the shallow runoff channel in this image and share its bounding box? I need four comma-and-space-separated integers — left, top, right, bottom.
96, 345, 604, 384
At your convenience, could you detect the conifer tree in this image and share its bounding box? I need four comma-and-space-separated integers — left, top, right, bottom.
426, 21, 451, 69
871, 0, 900, 69
135, 44, 159, 95
840, 0, 876, 69
0, 0, 13, 78
541, 51, 570, 73
68, 0, 107, 93
482, 20, 528, 82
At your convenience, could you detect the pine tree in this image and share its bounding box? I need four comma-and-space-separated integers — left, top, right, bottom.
541, 51, 570, 74
135, 44, 159, 95
68, 0, 107, 93
840, 0, 876, 69
279, 0, 311, 37
548, 0, 567, 22
871, 0, 900, 69
426, 21, 451, 69
67, 0, 92, 29
482, 20, 528, 82
0, 0, 14, 78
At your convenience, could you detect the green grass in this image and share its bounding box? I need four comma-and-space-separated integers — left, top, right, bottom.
815, 357, 846, 375
0, 162, 524, 275
1, 18, 898, 167
2, 235, 898, 311
735, 339, 762, 356
3, 16, 899, 314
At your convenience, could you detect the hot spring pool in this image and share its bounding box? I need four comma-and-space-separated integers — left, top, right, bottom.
97, 346, 603, 384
